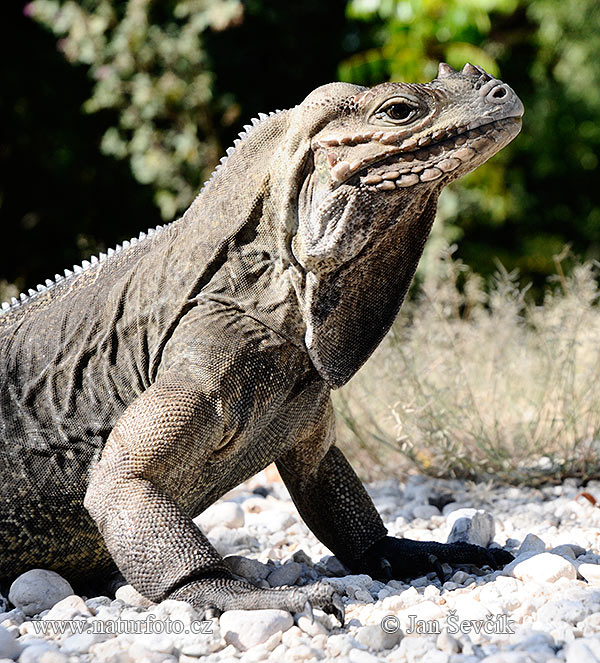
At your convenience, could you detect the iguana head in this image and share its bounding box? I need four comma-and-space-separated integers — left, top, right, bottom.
291, 62, 523, 272
284, 63, 523, 386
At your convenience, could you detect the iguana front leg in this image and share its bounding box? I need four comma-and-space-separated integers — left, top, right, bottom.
84, 373, 341, 618
277, 420, 512, 582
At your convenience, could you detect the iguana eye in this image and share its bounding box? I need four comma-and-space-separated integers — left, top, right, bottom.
384, 103, 415, 121
372, 99, 421, 125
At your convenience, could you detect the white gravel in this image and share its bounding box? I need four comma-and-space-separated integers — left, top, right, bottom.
3, 472, 600, 662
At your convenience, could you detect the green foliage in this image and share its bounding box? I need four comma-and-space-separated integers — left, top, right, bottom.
342, 0, 517, 84
341, 0, 600, 286
29, 0, 243, 219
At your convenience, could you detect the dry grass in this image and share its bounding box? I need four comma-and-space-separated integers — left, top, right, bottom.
335, 247, 600, 485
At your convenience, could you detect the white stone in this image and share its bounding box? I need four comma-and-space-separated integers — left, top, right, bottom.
579, 563, 600, 585
18, 643, 61, 663
284, 643, 317, 662
43, 595, 91, 621
246, 510, 296, 532
509, 552, 577, 583
36, 651, 69, 663
537, 598, 590, 625
296, 614, 328, 637
61, 630, 114, 654
436, 629, 460, 654
451, 596, 490, 622
565, 636, 600, 663
355, 623, 403, 651
8, 570, 73, 616
0, 625, 21, 660
327, 633, 363, 657
194, 501, 245, 531
397, 635, 439, 662
115, 584, 154, 608
446, 508, 495, 547
349, 649, 381, 663
219, 609, 293, 651
518, 533, 546, 555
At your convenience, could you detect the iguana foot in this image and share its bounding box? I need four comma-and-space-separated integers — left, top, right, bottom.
353, 536, 514, 582
169, 577, 344, 625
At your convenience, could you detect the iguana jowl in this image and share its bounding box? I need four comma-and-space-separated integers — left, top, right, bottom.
0, 63, 523, 620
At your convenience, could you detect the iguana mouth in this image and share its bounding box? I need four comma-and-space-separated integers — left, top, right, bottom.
331, 117, 521, 191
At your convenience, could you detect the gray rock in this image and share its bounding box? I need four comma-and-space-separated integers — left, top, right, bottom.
194, 501, 244, 532
323, 556, 348, 577
322, 574, 372, 596
8, 570, 73, 616
268, 562, 302, 587
288, 550, 312, 567
84, 596, 111, 614
517, 533, 545, 556
550, 544, 577, 560
355, 623, 402, 651
413, 504, 441, 519
224, 555, 270, 581
0, 625, 21, 660
219, 609, 293, 651
446, 508, 495, 547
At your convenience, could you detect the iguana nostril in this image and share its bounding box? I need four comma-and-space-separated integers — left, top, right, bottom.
486, 84, 511, 103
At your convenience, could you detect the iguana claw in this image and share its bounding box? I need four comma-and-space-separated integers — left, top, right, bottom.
302, 600, 314, 623
201, 605, 222, 620
322, 594, 345, 627
379, 557, 393, 581
427, 553, 446, 583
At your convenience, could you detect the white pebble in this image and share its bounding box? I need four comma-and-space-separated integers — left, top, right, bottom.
194, 501, 245, 531
509, 552, 577, 583
220, 609, 293, 651
579, 563, 600, 586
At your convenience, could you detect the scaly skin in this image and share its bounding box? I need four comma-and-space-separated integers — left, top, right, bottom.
0, 63, 522, 620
